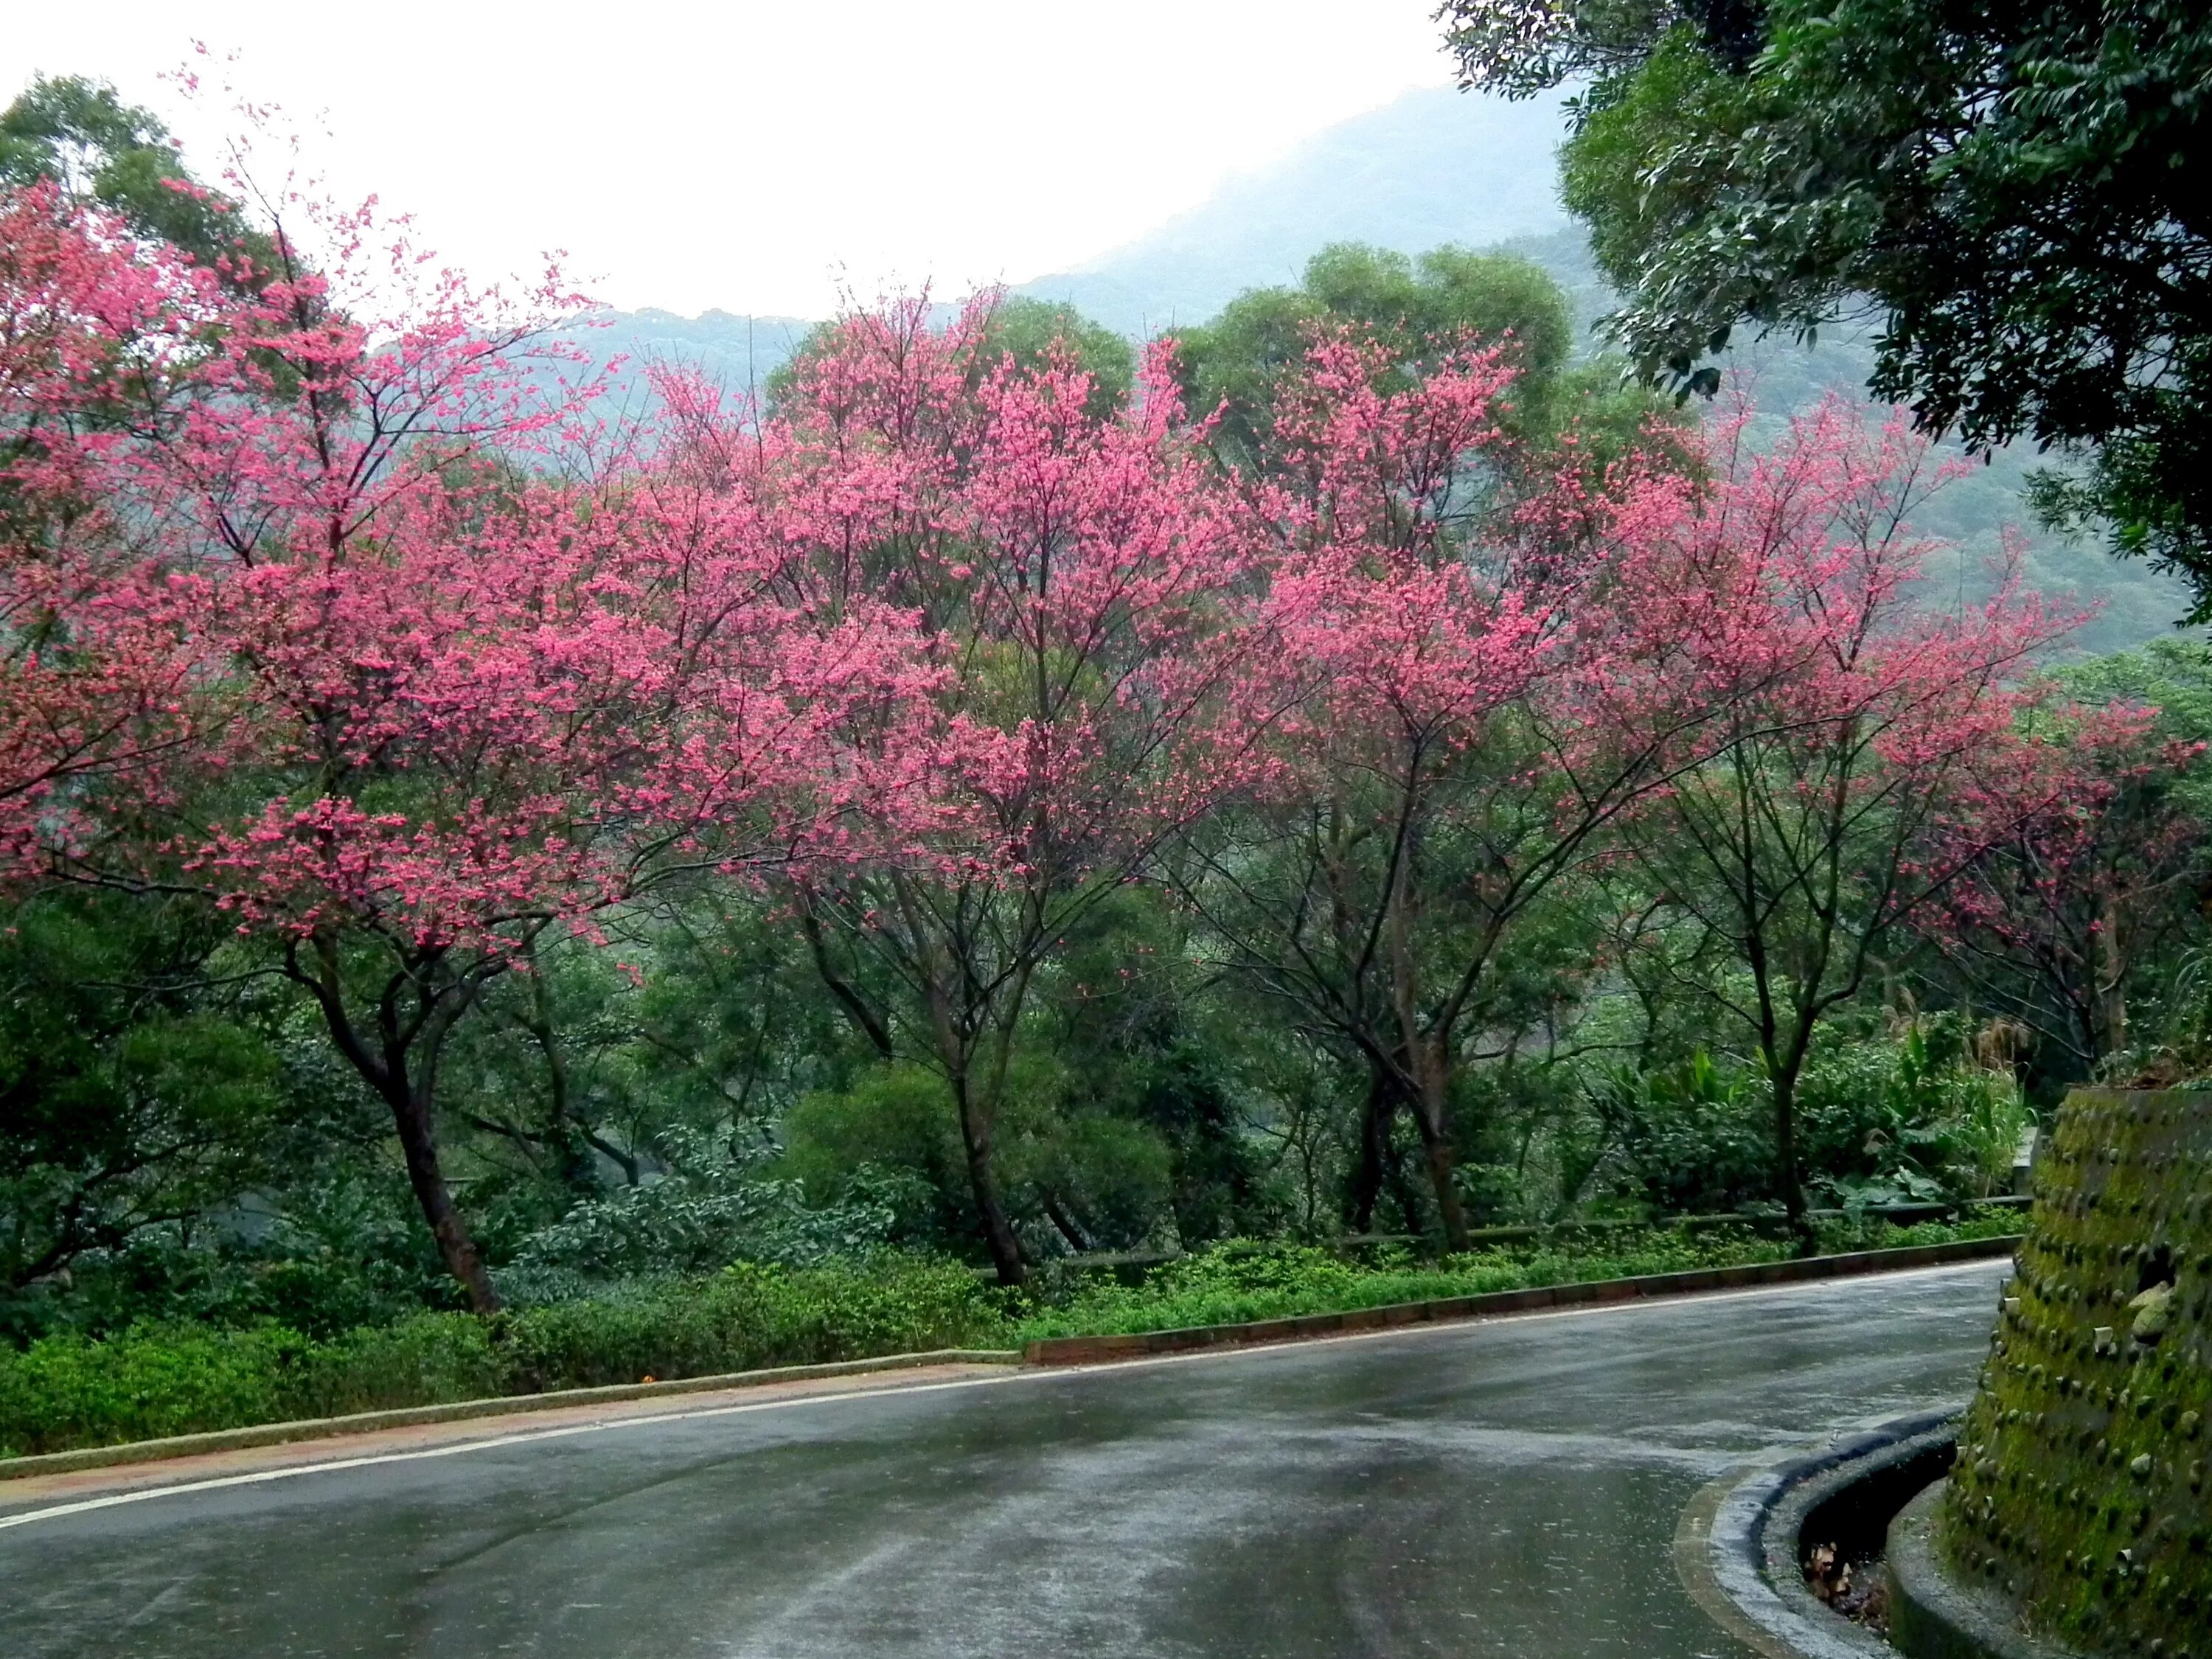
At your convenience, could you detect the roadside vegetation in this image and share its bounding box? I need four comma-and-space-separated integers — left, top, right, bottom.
4, 49, 2203, 1468
1, 1211, 2021, 1458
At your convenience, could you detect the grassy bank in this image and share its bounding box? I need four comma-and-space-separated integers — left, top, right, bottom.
1007, 1213, 2020, 1341
0, 1258, 1002, 1460
1, 1213, 2020, 1461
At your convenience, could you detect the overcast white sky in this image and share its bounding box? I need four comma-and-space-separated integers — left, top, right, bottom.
1, 2, 1456, 318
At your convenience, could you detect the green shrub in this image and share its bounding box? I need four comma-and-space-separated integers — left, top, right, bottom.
1589, 1052, 1775, 1214
1011, 1214, 2015, 1343
0, 1218, 2020, 1461
293, 1312, 509, 1419
1592, 1023, 2034, 1216
1012, 1230, 1800, 1340
512, 1130, 903, 1279
1810, 1208, 2025, 1254
0, 1322, 305, 1455
0, 1256, 1005, 1459
498, 1257, 1001, 1390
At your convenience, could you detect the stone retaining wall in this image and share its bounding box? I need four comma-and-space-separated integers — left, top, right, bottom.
1941, 1088, 2210, 1655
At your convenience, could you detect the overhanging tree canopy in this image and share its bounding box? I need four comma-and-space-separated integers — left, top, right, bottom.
1439, 0, 2212, 609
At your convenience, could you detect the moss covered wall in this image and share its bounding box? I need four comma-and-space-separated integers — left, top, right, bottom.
1944, 1088, 2209, 1655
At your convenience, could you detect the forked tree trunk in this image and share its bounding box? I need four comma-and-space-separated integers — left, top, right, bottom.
1408, 1073, 1472, 1253
293, 946, 502, 1313
954, 1074, 1028, 1287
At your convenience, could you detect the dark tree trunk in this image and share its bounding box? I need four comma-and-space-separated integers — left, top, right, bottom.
1345, 1071, 1393, 1234
1409, 1092, 1472, 1253
801, 902, 895, 1057
292, 943, 501, 1313
1408, 1054, 1472, 1252
387, 1080, 501, 1313
1043, 1192, 1094, 1253
1773, 1070, 1811, 1255
955, 1074, 1027, 1287
522, 964, 597, 1194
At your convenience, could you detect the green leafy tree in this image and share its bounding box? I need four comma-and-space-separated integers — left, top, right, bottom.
1, 75, 274, 280
1441, 0, 2212, 607
0, 893, 282, 1318
1172, 242, 1580, 465
767, 293, 1135, 418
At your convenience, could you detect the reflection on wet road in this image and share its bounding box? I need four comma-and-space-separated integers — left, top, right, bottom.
0, 1262, 2006, 1658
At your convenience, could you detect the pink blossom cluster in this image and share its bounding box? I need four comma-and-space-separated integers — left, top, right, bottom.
0, 179, 2115, 992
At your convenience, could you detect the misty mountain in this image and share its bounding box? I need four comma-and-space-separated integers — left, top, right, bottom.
1016, 86, 1572, 337
559, 307, 814, 416
588, 85, 2190, 650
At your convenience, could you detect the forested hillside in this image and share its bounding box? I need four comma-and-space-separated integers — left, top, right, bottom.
1015, 85, 1573, 334
585, 85, 2191, 650
1018, 88, 2191, 652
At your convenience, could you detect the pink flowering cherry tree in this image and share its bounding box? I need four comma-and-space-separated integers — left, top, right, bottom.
762, 298, 1280, 1285
1611, 401, 2079, 1239
1933, 702, 2205, 1076
1178, 326, 1750, 1248
14, 175, 929, 1310
0, 181, 243, 870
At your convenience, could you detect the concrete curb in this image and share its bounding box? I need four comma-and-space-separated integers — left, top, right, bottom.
1023, 1234, 2023, 1364
1887, 1484, 2089, 1659
1693, 1408, 1963, 1659
0, 1348, 1020, 1483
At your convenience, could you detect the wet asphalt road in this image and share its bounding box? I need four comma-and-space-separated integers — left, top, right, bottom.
0, 1262, 2007, 1659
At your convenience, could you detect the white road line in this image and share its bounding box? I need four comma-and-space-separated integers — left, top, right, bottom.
0, 1371, 1036, 1534
0, 1258, 2006, 1537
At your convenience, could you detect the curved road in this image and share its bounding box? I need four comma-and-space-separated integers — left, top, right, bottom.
0, 1262, 2006, 1658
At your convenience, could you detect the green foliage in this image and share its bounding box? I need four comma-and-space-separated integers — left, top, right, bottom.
1012, 1220, 2006, 1340
506, 1128, 905, 1286
495, 1257, 998, 1391
780, 1062, 975, 1246
0, 1256, 1003, 1458
1797, 1020, 2035, 1203
0, 1322, 324, 1454
978, 296, 1135, 416
2059, 639, 2212, 819
1033, 884, 1279, 1245
0, 891, 285, 1327
1172, 241, 1621, 466
1591, 1022, 2031, 1215
0, 1214, 2031, 1457
780, 1052, 1184, 1257
1809, 1209, 2026, 1254
1590, 1050, 1774, 1214
1450, 0, 2212, 608
1, 74, 277, 283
